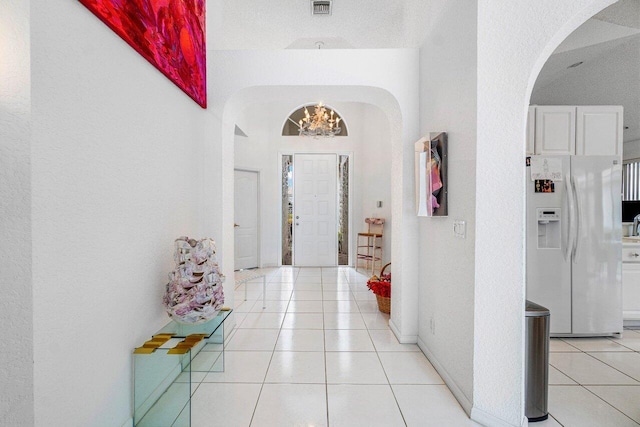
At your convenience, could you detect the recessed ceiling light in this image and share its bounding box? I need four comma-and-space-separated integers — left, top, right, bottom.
567, 61, 583, 69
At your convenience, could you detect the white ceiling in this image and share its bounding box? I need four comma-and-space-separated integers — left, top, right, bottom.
207, 0, 432, 49
209, 0, 639, 142
532, 0, 640, 143
594, 0, 640, 29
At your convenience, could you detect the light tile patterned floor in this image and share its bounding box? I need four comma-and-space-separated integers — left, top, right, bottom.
537, 333, 640, 426
192, 267, 640, 426
189, 267, 477, 427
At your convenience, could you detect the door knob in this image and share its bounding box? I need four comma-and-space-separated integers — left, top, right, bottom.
296, 216, 299, 219
296, 223, 299, 226
234, 223, 239, 228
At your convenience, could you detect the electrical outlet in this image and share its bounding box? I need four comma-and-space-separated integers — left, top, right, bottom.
453, 220, 466, 239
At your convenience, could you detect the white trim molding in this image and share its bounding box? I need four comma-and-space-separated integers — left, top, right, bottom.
418, 336, 472, 416
389, 319, 417, 344
470, 407, 528, 427
418, 335, 527, 426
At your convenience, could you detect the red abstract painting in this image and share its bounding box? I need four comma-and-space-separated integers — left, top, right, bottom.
80, 0, 207, 108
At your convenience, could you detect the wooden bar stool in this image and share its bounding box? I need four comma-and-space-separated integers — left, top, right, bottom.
356, 218, 384, 275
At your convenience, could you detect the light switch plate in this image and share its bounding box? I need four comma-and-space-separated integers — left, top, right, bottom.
453, 220, 466, 239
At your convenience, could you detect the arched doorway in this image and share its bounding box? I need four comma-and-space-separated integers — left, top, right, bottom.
279, 103, 352, 267
225, 88, 396, 270
218, 82, 415, 341
472, 1, 619, 425
524, 1, 638, 424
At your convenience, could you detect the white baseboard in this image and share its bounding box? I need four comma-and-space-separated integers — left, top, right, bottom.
418, 337, 526, 426
388, 319, 418, 344
417, 336, 472, 416
623, 319, 640, 327
120, 417, 133, 427
470, 407, 527, 427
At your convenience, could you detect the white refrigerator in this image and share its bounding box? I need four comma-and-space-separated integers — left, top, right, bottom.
526, 155, 622, 336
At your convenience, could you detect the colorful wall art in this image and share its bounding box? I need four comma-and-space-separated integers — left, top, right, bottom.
79, 0, 207, 108
415, 132, 448, 217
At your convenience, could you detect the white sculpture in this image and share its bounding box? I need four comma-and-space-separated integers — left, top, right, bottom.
163, 236, 225, 324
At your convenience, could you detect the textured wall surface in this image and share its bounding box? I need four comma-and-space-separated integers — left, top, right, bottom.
31, 2, 209, 425
0, 0, 33, 425
11, 2, 626, 425
474, 1, 617, 425
417, 0, 477, 414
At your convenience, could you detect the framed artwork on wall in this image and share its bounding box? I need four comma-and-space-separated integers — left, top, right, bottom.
415, 132, 448, 217
79, 0, 207, 108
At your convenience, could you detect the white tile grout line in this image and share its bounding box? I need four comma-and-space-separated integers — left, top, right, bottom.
203, 267, 640, 426
220, 267, 413, 426
246, 268, 297, 426
580, 385, 640, 426
550, 334, 640, 426
323, 268, 331, 427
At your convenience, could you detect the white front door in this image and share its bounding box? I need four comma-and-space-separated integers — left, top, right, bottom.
234, 169, 259, 270
294, 154, 337, 266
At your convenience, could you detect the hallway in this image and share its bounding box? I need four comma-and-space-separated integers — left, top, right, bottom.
187, 267, 477, 426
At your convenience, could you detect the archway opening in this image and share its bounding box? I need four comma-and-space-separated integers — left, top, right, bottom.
524, 0, 638, 422
226, 89, 394, 271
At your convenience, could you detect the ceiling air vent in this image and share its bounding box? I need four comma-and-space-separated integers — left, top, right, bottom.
311, 0, 332, 16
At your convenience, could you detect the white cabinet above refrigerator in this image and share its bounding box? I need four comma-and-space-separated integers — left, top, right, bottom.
534, 106, 576, 155
527, 105, 623, 157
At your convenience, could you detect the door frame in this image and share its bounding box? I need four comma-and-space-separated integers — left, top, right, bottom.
278, 150, 354, 267
234, 167, 261, 270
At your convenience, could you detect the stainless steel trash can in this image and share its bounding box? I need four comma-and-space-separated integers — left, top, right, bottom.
525, 300, 550, 422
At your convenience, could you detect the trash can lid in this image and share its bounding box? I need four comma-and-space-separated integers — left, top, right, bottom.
526, 300, 550, 317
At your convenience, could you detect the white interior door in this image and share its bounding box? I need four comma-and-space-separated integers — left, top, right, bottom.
234, 169, 259, 270
294, 154, 337, 266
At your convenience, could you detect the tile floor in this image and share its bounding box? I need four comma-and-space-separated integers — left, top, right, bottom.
189, 267, 477, 427
189, 267, 640, 426
539, 331, 640, 427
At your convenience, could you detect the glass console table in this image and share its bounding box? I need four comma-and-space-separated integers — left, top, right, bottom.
133, 309, 232, 427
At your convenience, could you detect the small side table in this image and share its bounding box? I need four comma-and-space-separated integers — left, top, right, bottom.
235, 270, 267, 309
133, 310, 232, 427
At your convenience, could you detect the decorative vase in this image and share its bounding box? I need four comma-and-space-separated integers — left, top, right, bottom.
163, 236, 225, 324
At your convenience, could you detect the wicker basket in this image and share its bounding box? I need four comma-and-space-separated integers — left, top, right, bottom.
375, 294, 391, 314
368, 263, 391, 314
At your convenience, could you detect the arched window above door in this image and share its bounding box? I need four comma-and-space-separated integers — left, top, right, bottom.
282, 103, 349, 137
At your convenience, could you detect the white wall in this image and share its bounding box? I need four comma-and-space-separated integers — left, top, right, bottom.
474, 1, 616, 425
31, 2, 210, 425
417, 0, 477, 414
11, 2, 623, 425
0, 0, 33, 424
207, 51, 421, 344
234, 101, 391, 268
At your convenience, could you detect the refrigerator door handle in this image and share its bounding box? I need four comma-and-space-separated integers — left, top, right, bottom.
563, 173, 573, 261
571, 175, 581, 263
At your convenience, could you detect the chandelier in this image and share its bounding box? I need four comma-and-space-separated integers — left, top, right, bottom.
297, 103, 342, 138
